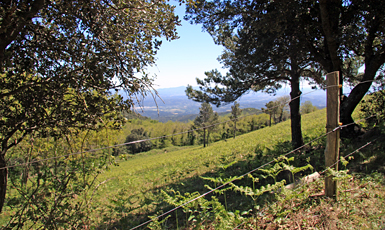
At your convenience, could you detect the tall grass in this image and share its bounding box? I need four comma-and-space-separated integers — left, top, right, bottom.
92, 109, 326, 227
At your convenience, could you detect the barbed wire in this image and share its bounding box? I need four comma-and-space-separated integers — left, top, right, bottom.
233, 135, 379, 230
129, 119, 363, 230
0, 84, 328, 171
320, 138, 378, 175
1, 79, 383, 228
0, 87, 379, 172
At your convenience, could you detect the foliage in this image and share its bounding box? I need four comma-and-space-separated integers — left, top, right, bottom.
230, 101, 242, 121
109, 105, 270, 153
0, 0, 184, 212
316, 0, 385, 127
3, 106, 380, 229
184, 0, 385, 136
125, 128, 153, 154
274, 96, 290, 123
360, 90, 385, 126
85, 109, 325, 228
161, 190, 243, 229
192, 102, 219, 146
0, 0, 180, 152
262, 96, 290, 126
263, 101, 277, 127
1, 127, 119, 229
229, 101, 242, 138
160, 155, 314, 229
300, 101, 318, 115
5, 157, 105, 229
184, 0, 326, 148
184, 0, 323, 104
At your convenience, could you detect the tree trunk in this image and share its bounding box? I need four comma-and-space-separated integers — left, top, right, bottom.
203, 128, 206, 148
290, 65, 304, 149
0, 153, 7, 213
340, 66, 378, 137
269, 114, 272, 126
233, 121, 236, 139
319, 0, 343, 96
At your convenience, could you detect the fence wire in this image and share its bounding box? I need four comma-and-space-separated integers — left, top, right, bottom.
130, 116, 376, 230
2, 79, 384, 171
1, 80, 383, 229
1, 85, 329, 171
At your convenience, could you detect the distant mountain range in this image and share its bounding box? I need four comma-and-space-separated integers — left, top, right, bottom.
120, 86, 328, 122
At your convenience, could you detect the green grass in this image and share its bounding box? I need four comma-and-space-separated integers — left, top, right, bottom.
91, 109, 327, 228
3, 107, 384, 229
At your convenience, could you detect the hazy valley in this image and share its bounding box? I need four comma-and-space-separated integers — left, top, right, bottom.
128, 86, 327, 122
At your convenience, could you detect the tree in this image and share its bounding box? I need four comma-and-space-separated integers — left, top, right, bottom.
262, 101, 278, 127
230, 101, 242, 138
0, 0, 181, 212
306, 0, 385, 135
360, 89, 385, 126
275, 96, 290, 123
192, 102, 219, 147
300, 101, 318, 115
5, 128, 120, 228
125, 128, 153, 154
262, 97, 289, 125
186, 0, 385, 141
185, 1, 325, 148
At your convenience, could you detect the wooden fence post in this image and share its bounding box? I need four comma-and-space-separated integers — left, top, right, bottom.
325, 71, 340, 198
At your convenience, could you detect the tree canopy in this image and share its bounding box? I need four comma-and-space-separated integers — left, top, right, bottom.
316, 0, 385, 130
0, 0, 182, 212
184, 1, 322, 148
300, 101, 318, 115
125, 128, 152, 154
185, 0, 385, 142
193, 102, 219, 147
230, 101, 242, 138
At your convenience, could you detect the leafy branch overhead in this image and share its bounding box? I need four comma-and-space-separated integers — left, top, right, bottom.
0, 0, 186, 213
0, 0, 181, 151
185, 0, 385, 147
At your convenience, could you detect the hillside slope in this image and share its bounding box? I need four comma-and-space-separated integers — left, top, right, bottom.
93, 108, 385, 229
94, 109, 326, 227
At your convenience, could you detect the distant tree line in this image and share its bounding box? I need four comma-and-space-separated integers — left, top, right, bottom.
116, 100, 318, 154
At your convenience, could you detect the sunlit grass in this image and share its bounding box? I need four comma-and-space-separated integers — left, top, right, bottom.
92, 109, 327, 226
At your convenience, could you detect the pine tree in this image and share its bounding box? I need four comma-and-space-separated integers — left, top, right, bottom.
193, 103, 219, 147
230, 102, 242, 138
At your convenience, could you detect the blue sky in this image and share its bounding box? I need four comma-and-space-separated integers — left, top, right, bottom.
148, 3, 316, 91
148, 3, 225, 89
149, 3, 356, 92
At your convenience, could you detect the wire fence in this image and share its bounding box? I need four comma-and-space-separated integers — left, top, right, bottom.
0, 83, 336, 171
1, 79, 384, 229
129, 114, 379, 229
130, 128, 332, 229
3, 79, 383, 171
232, 136, 377, 230
2, 79, 384, 172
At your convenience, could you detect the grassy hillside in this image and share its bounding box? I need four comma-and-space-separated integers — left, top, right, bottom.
92, 109, 327, 228
3, 106, 382, 229
91, 106, 385, 229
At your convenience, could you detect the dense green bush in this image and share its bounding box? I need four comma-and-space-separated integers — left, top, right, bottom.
125, 128, 153, 154
360, 90, 385, 126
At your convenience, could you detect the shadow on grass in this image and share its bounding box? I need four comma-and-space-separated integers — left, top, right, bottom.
96, 129, 385, 229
